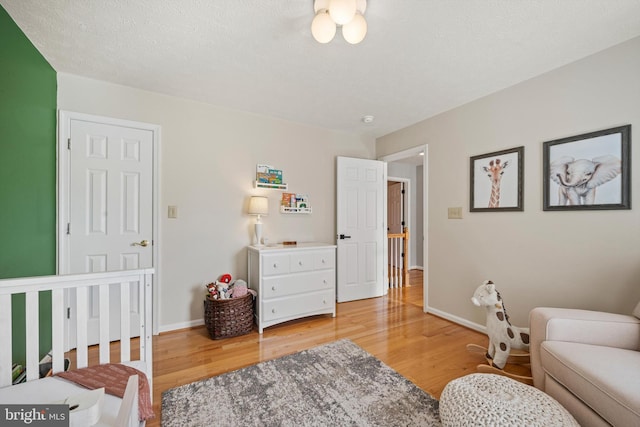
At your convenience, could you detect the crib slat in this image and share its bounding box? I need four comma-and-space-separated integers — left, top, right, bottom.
120, 281, 131, 362
76, 287, 89, 368
51, 289, 65, 374
143, 273, 154, 387
25, 292, 39, 382
0, 294, 12, 387
99, 284, 110, 364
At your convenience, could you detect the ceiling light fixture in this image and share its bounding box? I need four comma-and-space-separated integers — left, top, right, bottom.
311, 0, 367, 45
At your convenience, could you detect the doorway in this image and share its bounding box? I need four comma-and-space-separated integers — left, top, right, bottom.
379, 145, 428, 311
387, 178, 410, 287
57, 111, 161, 346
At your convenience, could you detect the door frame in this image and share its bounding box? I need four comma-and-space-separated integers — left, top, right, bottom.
57, 110, 162, 335
378, 145, 428, 311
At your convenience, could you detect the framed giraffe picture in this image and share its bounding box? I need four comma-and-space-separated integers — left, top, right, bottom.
470, 146, 524, 212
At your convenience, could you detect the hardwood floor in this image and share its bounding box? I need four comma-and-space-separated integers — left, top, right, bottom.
143, 270, 531, 425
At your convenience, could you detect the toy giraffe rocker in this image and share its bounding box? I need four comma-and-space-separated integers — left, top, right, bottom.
467, 280, 533, 384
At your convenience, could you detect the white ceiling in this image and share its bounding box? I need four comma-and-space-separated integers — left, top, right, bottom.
3, 1, 640, 138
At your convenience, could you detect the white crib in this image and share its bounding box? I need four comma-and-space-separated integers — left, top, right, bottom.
0, 269, 154, 425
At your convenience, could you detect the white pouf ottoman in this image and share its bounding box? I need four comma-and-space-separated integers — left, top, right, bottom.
440, 374, 578, 427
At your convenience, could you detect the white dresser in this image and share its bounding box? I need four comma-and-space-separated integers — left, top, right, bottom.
247, 243, 336, 333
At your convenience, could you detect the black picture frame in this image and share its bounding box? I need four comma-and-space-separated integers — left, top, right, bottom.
543, 125, 631, 211
470, 146, 524, 212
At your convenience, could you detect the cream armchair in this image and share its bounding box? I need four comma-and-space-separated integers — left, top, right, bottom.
530, 301, 640, 427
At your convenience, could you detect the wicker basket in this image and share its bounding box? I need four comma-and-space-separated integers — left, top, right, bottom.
204, 293, 254, 339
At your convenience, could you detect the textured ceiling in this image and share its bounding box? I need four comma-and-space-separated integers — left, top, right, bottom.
3, 1, 640, 138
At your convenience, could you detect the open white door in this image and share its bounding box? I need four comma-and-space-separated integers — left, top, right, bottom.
336, 157, 386, 302
59, 112, 157, 348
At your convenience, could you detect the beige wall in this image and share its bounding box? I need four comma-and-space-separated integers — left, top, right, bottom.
377, 36, 640, 328
57, 73, 375, 331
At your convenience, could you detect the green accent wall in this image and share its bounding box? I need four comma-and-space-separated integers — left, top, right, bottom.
0, 6, 57, 365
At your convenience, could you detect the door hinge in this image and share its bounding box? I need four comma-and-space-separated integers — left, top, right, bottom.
66, 307, 71, 319
401, 221, 405, 226
67, 138, 71, 150
66, 223, 71, 235
401, 189, 405, 194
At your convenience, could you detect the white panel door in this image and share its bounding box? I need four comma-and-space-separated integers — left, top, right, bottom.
64, 118, 153, 346
336, 157, 386, 302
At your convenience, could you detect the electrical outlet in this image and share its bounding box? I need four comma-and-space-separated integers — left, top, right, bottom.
448, 207, 463, 219
168, 205, 178, 219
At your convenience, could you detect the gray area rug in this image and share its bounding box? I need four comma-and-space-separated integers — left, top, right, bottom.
162, 339, 441, 426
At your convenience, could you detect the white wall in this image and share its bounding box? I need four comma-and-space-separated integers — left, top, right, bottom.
57, 73, 375, 331
377, 36, 640, 328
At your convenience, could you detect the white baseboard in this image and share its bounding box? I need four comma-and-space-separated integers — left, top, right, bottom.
159, 318, 204, 333
160, 309, 485, 337
425, 306, 487, 334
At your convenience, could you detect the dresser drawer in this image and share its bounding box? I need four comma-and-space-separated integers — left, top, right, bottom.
262, 289, 334, 322
262, 270, 334, 299
314, 250, 335, 270
290, 250, 335, 273
262, 254, 290, 276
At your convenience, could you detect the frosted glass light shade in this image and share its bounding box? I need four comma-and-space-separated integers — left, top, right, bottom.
342, 12, 367, 44
355, 0, 367, 14
329, 0, 356, 25
314, 0, 330, 13
311, 11, 336, 43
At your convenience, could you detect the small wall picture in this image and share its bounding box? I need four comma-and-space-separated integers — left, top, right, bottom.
543, 125, 630, 210
470, 146, 524, 212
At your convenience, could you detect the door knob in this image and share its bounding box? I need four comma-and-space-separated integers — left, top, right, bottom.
132, 239, 149, 247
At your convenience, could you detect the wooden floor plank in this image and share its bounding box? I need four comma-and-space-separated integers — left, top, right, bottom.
75, 270, 532, 426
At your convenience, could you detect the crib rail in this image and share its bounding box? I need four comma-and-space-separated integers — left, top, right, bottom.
0, 269, 154, 388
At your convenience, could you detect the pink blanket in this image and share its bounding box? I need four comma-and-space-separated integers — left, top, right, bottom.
56, 363, 154, 421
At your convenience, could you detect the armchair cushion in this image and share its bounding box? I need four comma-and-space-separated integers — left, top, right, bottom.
530, 307, 640, 390
541, 341, 640, 427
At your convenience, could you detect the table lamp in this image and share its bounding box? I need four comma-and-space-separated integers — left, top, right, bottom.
248, 196, 269, 246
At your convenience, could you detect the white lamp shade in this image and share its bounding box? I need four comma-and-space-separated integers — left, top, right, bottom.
248, 196, 269, 216
311, 11, 336, 43
342, 12, 367, 44
329, 0, 357, 25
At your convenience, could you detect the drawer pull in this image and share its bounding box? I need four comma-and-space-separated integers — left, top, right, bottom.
272, 308, 276, 313
323, 279, 327, 284
323, 299, 327, 304
321, 259, 326, 264
273, 263, 278, 268
298, 261, 303, 266
272, 286, 276, 291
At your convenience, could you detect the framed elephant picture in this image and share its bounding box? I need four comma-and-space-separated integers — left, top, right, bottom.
543, 125, 631, 211
470, 146, 524, 212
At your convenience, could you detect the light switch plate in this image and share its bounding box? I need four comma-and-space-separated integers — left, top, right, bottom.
168, 205, 178, 219
448, 207, 463, 219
